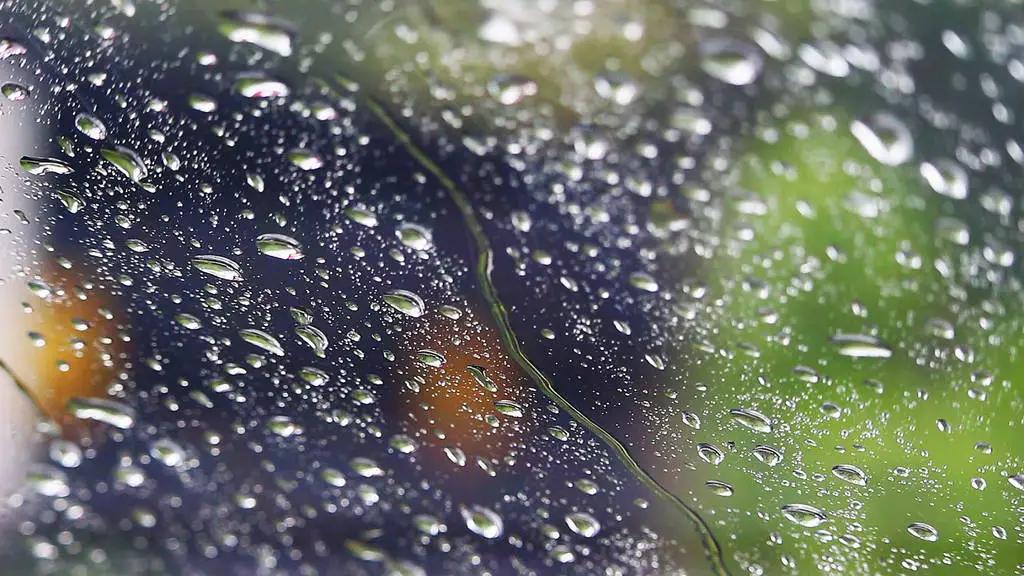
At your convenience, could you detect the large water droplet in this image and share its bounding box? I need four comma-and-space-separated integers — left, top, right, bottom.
699, 38, 763, 86
239, 328, 285, 356
74, 113, 107, 140
907, 522, 939, 542
67, 397, 136, 429
192, 254, 243, 281
256, 233, 304, 260
832, 464, 868, 486
782, 504, 828, 527
920, 159, 968, 200
461, 505, 503, 539
728, 407, 773, 433
850, 113, 913, 166
218, 11, 296, 57
565, 512, 601, 537
383, 289, 425, 317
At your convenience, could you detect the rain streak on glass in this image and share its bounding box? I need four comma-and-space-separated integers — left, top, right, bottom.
0, 0, 1023, 575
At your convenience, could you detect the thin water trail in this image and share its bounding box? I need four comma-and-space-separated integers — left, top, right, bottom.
342, 76, 732, 576
0, 358, 57, 429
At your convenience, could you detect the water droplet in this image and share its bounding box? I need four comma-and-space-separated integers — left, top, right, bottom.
728, 407, 773, 433
706, 480, 734, 496
753, 445, 783, 466
782, 504, 828, 527
192, 255, 242, 281
383, 290, 425, 317
350, 457, 384, 478
295, 325, 328, 357
414, 515, 443, 536
346, 206, 378, 227
74, 113, 107, 140
575, 479, 599, 495
2, 81, 29, 101
416, 349, 446, 368
321, 468, 347, 487
461, 505, 503, 539
920, 159, 968, 200
444, 446, 466, 466
907, 522, 939, 542
239, 328, 284, 356
256, 233, 304, 260
67, 397, 136, 429
594, 72, 638, 105
286, 149, 323, 171
487, 74, 538, 105
629, 272, 659, 292
56, 190, 85, 213
832, 333, 893, 358
150, 438, 186, 467
697, 442, 725, 465
235, 75, 290, 99
218, 11, 296, 57
832, 464, 867, 486
681, 411, 701, 429
565, 512, 601, 537
396, 223, 432, 250
468, 365, 498, 392
390, 435, 417, 454
175, 313, 202, 330
101, 145, 148, 182
700, 38, 763, 86
27, 465, 70, 497
494, 400, 523, 418
548, 426, 569, 441
850, 113, 913, 166
20, 155, 73, 175
267, 415, 302, 437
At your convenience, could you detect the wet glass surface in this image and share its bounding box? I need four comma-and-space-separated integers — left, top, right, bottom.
0, 0, 1023, 574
